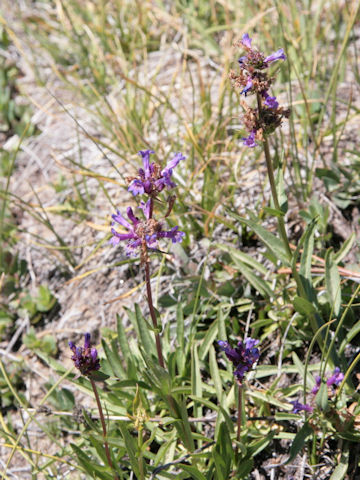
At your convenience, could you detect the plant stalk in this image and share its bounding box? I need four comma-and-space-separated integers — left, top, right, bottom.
256, 93, 307, 299
90, 378, 118, 480
144, 258, 165, 368
237, 383, 242, 442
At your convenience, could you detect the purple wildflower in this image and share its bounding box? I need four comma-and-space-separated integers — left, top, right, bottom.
69, 333, 100, 377
218, 337, 260, 384
326, 367, 344, 387
311, 367, 344, 395
311, 375, 322, 395
241, 77, 253, 96
109, 206, 144, 256
290, 400, 313, 414
128, 150, 185, 196
264, 48, 286, 64
263, 92, 279, 109
110, 199, 185, 257
236, 34, 286, 71
157, 226, 185, 244
241, 33, 252, 49
242, 131, 257, 148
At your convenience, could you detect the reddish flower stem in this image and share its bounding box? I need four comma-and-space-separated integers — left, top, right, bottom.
90, 378, 119, 480
237, 383, 242, 442
143, 197, 165, 368
144, 259, 165, 368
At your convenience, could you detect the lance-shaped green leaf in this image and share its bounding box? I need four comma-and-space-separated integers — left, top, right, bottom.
325, 248, 341, 316
226, 209, 290, 266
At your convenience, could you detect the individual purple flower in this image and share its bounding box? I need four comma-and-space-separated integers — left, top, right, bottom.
263, 91, 279, 109
241, 33, 252, 49
157, 226, 185, 244
242, 131, 257, 148
128, 150, 185, 196
218, 337, 260, 384
110, 199, 185, 257
264, 48, 286, 64
311, 375, 322, 395
69, 333, 100, 377
326, 367, 344, 387
290, 400, 313, 414
241, 77, 253, 96
109, 206, 143, 256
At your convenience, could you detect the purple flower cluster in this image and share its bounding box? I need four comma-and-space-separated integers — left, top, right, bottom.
229, 33, 289, 147
290, 367, 344, 414
311, 367, 344, 395
218, 337, 260, 384
237, 33, 286, 83
110, 148, 186, 260
110, 199, 184, 257
128, 150, 185, 196
69, 333, 100, 377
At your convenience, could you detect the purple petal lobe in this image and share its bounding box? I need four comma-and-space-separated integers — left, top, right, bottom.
126, 207, 139, 225
112, 211, 132, 230
139, 199, 152, 220
138, 150, 155, 177
84, 333, 91, 349
128, 179, 145, 196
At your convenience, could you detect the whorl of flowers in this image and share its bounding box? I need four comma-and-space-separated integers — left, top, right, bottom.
127, 150, 185, 197
69, 333, 100, 377
218, 337, 260, 384
110, 149, 185, 262
110, 199, 184, 259
229, 33, 290, 147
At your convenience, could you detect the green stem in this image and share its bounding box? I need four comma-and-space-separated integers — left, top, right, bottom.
90, 379, 118, 480
257, 94, 307, 299
138, 428, 145, 480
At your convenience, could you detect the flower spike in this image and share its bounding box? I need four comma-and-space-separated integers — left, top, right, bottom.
218, 337, 259, 384
69, 333, 100, 377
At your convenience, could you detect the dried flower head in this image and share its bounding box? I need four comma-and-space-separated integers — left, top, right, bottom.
218, 337, 260, 384
127, 150, 185, 197
69, 333, 100, 377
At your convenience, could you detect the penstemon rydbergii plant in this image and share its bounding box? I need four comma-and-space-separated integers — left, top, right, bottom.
69, 333, 119, 480
110, 149, 185, 368
218, 338, 260, 446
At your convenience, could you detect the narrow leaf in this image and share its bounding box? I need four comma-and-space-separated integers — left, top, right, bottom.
285, 422, 313, 464
226, 210, 290, 265
325, 249, 341, 316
